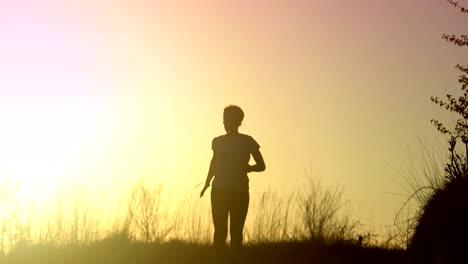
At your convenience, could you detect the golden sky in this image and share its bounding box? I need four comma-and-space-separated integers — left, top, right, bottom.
0, 0, 467, 229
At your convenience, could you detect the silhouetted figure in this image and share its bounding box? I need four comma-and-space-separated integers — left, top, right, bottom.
200, 105, 265, 258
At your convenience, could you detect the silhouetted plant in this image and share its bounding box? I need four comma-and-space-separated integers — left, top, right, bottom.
407, 1, 468, 262
431, 0, 468, 157
429, 0, 468, 182
127, 178, 171, 243
245, 190, 293, 242
297, 170, 358, 243
170, 191, 211, 243
0, 178, 30, 255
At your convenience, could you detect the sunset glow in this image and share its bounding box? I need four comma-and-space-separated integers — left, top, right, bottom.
0, 0, 467, 236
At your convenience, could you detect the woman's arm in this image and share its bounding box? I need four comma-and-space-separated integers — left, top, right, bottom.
248, 148, 266, 172
200, 154, 215, 197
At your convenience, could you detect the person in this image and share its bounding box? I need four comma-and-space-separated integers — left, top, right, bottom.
200, 105, 266, 251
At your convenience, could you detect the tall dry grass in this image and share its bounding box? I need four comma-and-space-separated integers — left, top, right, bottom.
0, 171, 397, 255
394, 140, 447, 248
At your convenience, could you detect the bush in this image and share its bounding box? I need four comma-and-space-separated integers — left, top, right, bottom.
297, 171, 359, 243
409, 151, 468, 263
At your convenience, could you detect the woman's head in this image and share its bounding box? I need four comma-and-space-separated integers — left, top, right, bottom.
223, 105, 244, 133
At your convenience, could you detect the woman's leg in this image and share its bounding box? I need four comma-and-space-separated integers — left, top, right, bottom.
211, 189, 229, 249
229, 191, 249, 249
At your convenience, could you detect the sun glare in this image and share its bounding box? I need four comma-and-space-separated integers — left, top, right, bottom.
0, 97, 102, 204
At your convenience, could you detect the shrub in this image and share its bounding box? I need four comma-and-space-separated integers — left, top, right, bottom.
408, 145, 468, 262
297, 171, 359, 243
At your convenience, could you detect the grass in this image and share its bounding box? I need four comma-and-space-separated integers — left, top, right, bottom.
0, 171, 410, 263
1, 237, 409, 264
407, 139, 468, 262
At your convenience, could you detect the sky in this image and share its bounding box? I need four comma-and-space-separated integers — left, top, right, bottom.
0, 0, 467, 231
